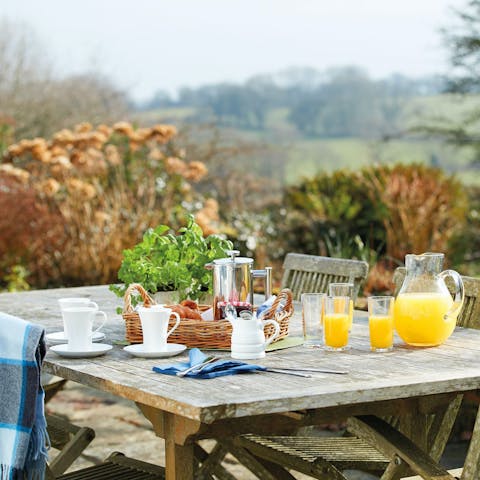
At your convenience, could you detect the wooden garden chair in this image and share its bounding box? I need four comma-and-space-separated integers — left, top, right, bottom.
43, 374, 99, 474
44, 413, 165, 479
46, 451, 165, 479
234, 268, 480, 480
281, 253, 369, 301
47, 414, 95, 476
45, 398, 165, 479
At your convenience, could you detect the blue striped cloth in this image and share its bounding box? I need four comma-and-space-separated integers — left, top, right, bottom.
0, 312, 48, 479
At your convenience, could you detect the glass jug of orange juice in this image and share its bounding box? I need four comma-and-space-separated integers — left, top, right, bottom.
394, 253, 464, 346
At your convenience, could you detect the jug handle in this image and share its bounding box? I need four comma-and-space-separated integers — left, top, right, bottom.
263, 319, 280, 347
438, 269, 464, 322
252, 267, 273, 300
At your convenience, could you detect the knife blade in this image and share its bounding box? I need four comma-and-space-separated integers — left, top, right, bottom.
270, 367, 348, 374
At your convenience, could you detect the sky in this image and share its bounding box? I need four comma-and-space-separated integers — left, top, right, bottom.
0, 0, 460, 101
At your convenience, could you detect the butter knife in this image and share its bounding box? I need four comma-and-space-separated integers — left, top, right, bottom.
263, 368, 312, 378
271, 367, 348, 375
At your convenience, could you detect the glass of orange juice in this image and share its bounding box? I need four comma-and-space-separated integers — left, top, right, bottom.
368, 296, 394, 352
301, 293, 325, 348
323, 296, 350, 351
328, 283, 354, 331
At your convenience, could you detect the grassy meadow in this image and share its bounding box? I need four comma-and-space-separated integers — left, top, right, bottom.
136, 95, 480, 186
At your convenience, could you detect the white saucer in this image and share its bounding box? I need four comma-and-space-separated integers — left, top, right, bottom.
123, 343, 186, 358
46, 331, 105, 345
49, 343, 113, 358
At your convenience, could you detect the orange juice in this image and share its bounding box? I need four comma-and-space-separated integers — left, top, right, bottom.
333, 298, 354, 330
324, 313, 349, 349
394, 292, 456, 346
348, 299, 353, 329
369, 315, 393, 350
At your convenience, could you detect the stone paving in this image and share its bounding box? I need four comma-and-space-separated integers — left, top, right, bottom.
47, 382, 468, 479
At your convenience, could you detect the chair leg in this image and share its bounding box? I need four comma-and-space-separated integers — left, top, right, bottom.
194, 443, 236, 480
462, 404, 480, 480
47, 414, 96, 475
348, 416, 457, 480
224, 439, 293, 480
44, 378, 68, 404
49, 426, 95, 476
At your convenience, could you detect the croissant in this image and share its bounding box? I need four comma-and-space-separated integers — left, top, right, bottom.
170, 304, 202, 320
181, 299, 199, 310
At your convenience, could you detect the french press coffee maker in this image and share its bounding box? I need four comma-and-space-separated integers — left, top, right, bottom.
206, 250, 272, 320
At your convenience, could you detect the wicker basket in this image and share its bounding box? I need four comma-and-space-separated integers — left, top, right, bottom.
122, 283, 293, 349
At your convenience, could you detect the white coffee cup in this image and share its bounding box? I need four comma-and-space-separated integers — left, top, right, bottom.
62, 306, 107, 351
138, 305, 181, 352
58, 298, 99, 339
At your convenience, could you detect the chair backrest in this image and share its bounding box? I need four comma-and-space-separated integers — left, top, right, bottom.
393, 267, 480, 329
281, 253, 369, 301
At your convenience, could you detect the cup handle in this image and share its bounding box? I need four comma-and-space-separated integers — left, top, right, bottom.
167, 312, 181, 338
87, 301, 99, 310
263, 319, 280, 347
92, 310, 107, 335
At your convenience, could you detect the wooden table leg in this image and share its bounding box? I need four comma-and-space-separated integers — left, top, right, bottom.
164, 412, 195, 480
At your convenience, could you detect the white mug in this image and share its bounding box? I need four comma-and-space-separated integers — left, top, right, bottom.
138, 305, 181, 352
62, 306, 107, 351
58, 298, 99, 339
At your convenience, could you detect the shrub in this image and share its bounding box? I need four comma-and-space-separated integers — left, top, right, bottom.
448, 185, 480, 275
362, 164, 467, 264
281, 169, 384, 262
0, 122, 214, 288
278, 164, 468, 293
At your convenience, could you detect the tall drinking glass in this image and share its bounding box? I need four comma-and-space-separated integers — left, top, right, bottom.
328, 283, 354, 330
368, 296, 394, 352
301, 293, 324, 348
324, 296, 350, 351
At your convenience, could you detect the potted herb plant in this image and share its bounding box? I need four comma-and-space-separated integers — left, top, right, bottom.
110, 216, 233, 304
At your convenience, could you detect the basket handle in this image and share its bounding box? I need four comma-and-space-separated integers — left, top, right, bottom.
123, 283, 156, 314
263, 288, 293, 319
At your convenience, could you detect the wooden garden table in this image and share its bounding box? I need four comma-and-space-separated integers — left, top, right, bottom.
0, 285, 479, 479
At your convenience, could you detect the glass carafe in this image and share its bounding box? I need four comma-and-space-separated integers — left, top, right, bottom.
394, 253, 464, 346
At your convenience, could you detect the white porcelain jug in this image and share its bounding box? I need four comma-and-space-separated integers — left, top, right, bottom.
227, 310, 280, 360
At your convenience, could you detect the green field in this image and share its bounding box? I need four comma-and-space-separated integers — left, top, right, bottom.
283, 138, 475, 184
136, 97, 479, 186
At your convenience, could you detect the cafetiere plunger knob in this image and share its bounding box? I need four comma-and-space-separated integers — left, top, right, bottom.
227, 250, 240, 262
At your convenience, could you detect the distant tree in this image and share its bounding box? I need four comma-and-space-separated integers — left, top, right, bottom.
0, 18, 128, 139
187, 83, 267, 129
164, 67, 441, 139
413, 1, 480, 162
288, 67, 401, 138
141, 89, 173, 110
443, 0, 480, 93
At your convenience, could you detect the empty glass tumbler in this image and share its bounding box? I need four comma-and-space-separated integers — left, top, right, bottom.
301, 293, 324, 348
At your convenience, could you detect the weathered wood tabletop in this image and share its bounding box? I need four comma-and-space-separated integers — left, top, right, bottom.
1, 285, 479, 479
